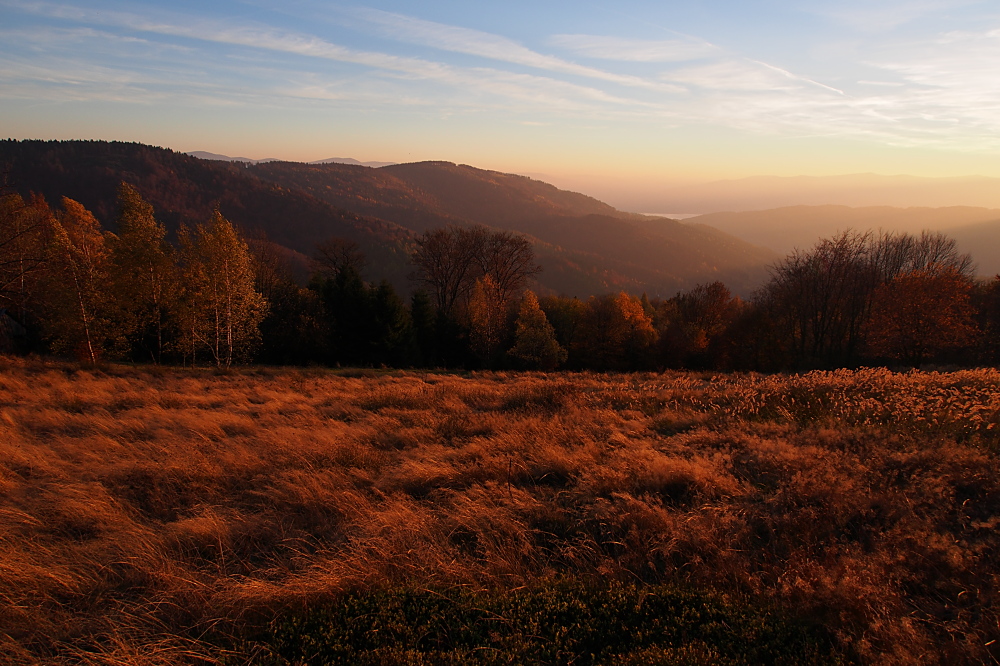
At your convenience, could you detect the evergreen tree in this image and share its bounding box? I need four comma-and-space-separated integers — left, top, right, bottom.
539, 295, 587, 368
410, 289, 437, 367
509, 290, 566, 370
314, 263, 369, 366
367, 280, 415, 366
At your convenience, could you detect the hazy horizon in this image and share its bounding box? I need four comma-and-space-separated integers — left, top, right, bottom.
184, 148, 1000, 214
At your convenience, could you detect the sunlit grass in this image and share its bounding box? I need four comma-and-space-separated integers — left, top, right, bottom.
0, 357, 997, 664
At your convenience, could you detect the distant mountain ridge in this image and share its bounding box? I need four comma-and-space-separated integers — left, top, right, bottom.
185, 150, 280, 164
310, 157, 398, 168
688, 205, 1000, 276
2, 139, 777, 297
628, 173, 1000, 214
186, 151, 396, 168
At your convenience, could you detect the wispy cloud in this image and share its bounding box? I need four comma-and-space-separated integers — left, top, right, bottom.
340, 8, 682, 92
663, 58, 844, 96
0, 2, 653, 115
3, 0, 1000, 156
810, 0, 984, 31
549, 34, 717, 62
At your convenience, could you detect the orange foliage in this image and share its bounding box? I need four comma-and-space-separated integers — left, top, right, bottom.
866, 266, 978, 366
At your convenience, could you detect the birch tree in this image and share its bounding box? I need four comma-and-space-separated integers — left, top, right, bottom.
179, 210, 266, 366
41, 198, 119, 362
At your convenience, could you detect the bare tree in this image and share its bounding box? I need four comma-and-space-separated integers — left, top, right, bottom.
761, 229, 975, 369
473, 227, 541, 305
410, 226, 482, 314
410, 225, 539, 315
766, 231, 874, 367
312, 236, 367, 281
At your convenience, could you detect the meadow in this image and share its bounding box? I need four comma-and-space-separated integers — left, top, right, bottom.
1, 358, 998, 664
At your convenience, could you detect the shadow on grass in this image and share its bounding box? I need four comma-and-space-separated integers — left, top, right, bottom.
251, 580, 849, 665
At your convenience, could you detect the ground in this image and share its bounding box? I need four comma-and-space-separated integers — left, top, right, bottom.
1, 358, 998, 664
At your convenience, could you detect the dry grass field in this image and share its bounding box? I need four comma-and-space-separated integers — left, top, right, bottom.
1, 358, 998, 664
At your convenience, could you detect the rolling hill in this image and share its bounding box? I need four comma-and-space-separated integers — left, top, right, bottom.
626, 173, 1000, 214
247, 159, 777, 296
688, 205, 1000, 276
1, 140, 777, 297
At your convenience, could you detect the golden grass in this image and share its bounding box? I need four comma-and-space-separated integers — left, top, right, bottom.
0, 358, 998, 664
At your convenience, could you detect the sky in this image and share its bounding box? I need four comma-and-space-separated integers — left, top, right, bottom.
3, 0, 1000, 205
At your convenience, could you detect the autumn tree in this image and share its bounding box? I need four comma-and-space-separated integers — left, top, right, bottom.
40, 198, 119, 362
865, 266, 978, 367
760, 230, 973, 369
108, 183, 176, 362
508, 290, 566, 370
177, 211, 267, 367
577, 292, 657, 370
410, 225, 539, 316
659, 282, 742, 368
0, 192, 52, 328
468, 275, 510, 367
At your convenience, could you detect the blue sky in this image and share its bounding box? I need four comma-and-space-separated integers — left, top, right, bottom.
3, 0, 1000, 200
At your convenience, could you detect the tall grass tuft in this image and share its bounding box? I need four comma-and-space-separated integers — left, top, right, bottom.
0, 359, 997, 664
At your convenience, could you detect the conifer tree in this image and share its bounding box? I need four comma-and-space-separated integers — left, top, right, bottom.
367, 280, 414, 366
410, 290, 437, 366
509, 290, 566, 370
108, 183, 175, 362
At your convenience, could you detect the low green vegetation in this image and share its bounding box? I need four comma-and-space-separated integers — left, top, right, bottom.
258, 581, 846, 665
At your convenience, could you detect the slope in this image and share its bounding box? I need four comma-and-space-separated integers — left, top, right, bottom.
949, 219, 1000, 277
249, 160, 777, 296
0, 140, 415, 285
633, 174, 1000, 214
690, 205, 1000, 263
2, 140, 779, 297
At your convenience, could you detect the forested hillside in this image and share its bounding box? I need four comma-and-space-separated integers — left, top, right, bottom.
0, 140, 414, 286
0, 140, 776, 297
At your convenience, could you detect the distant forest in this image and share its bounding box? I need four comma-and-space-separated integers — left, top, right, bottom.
2, 181, 999, 372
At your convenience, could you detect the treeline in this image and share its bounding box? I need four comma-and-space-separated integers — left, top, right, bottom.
2, 183, 999, 370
